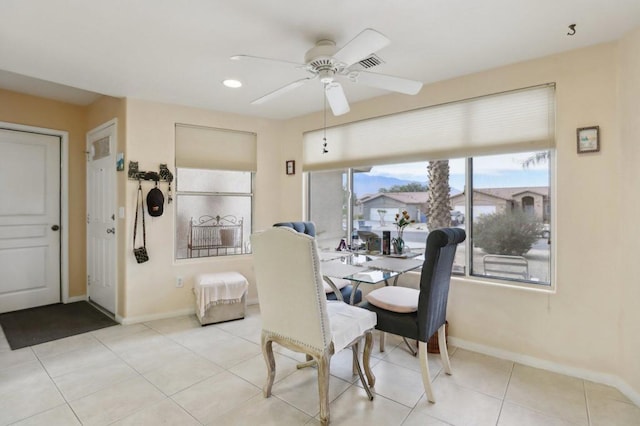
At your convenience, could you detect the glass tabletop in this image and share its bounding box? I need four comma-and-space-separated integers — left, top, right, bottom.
320, 252, 423, 284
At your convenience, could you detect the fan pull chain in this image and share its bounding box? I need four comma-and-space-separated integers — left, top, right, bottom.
322, 84, 328, 154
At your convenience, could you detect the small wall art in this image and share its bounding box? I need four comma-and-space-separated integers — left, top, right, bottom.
116, 153, 125, 171
577, 126, 600, 153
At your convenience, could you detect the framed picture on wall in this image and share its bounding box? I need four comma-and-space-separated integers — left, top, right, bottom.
577, 126, 600, 153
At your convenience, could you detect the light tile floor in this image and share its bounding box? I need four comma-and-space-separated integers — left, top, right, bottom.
1, 305, 638, 425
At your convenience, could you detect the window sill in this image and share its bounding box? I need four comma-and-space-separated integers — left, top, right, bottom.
451, 275, 556, 294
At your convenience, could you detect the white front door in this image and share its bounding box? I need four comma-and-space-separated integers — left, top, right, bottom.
0, 129, 61, 313
86, 122, 117, 314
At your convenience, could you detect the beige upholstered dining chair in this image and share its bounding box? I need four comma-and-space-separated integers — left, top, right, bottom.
251, 227, 377, 425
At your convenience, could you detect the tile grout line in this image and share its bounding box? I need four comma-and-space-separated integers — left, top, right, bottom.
495, 360, 516, 425
583, 379, 592, 426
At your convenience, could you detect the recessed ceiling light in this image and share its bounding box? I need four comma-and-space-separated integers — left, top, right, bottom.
223, 79, 242, 88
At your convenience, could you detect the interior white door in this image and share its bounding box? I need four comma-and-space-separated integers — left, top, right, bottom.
0, 129, 61, 313
86, 123, 117, 314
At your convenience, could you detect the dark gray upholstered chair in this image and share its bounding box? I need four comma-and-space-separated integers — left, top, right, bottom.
360, 227, 466, 403
273, 222, 362, 304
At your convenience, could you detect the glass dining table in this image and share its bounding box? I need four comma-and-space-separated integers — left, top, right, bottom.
319, 250, 424, 305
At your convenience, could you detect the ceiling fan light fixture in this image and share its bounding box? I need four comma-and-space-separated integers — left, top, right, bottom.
222, 79, 242, 88
318, 69, 335, 84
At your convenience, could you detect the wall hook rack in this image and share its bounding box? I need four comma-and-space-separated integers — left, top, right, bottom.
128, 161, 174, 203
128, 161, 173, 182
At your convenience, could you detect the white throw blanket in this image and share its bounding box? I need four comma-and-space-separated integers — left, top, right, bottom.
194, 272, 248, 317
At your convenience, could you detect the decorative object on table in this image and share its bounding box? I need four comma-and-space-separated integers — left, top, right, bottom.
285, 160, 295, 175
392, 210, 414, 255
382, 230, 391, 255
577, 126, 600, 153
133, 181, 149, 263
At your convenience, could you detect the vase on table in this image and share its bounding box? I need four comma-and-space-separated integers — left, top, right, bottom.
392, 237, 404, 255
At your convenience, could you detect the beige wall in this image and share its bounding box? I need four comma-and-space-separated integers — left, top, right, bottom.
0, 89, 87, 298
279, 36, 639, 402
122, 99, 282, 320
617, 27, 640, 396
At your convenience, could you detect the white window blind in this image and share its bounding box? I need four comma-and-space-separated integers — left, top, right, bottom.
175, 124, 257, 171
303, 84, 555, 171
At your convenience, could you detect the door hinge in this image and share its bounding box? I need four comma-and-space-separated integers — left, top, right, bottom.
87, 213, 90, 224
87, 275, 91, 286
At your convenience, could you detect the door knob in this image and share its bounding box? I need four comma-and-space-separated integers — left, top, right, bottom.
106, 228, 115, 234
51, 225, 60, 231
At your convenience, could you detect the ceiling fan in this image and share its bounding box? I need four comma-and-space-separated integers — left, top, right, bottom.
231, 29, 423, 116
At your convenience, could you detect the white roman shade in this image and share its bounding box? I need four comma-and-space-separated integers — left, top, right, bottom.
303, 84, 555, 171
175, 124, 257, 171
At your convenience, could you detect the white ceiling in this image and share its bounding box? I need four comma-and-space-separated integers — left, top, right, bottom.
1, 0, 639, 120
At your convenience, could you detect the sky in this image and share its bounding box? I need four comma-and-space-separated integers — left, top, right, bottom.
367, 152, 550, 191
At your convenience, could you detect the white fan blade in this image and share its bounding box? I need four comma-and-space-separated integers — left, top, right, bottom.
251, 77, 315, 105
325, 82, 350, 116
352, 70, 423, 95
334, 29, 390, 67
230, 54, 306, 69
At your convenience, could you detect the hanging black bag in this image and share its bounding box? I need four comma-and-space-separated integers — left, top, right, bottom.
133, 182, 149, 263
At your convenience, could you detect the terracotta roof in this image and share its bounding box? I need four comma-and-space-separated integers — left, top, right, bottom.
474, 186, 549, 199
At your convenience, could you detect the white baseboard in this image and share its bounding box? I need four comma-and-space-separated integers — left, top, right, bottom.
117, 299, 259, 325
449, 337, 640, 407
117, 307, 196, 325
66, 295, 88, 303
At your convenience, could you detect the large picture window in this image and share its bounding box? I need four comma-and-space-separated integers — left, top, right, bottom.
304, 84, 555, 288
308, 150, 552, 286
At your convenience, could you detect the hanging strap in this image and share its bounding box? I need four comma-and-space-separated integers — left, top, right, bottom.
133, 182, 146, 247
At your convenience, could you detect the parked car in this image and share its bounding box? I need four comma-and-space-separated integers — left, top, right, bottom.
451, 211, 465, 226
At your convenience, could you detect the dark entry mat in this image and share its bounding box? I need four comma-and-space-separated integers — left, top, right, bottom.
0, 301, 117, 350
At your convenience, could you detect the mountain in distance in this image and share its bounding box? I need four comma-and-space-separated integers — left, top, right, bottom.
354, 174, 424, 198
354, 174, 462, 199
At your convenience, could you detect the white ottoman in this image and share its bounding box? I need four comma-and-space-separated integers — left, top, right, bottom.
194, 272, 248, 325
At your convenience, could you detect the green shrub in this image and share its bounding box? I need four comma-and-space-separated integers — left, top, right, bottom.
474, 210, 542, 256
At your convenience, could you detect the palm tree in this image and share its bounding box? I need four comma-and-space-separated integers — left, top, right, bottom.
427, 160, 451, 230
522, 151, 550, 168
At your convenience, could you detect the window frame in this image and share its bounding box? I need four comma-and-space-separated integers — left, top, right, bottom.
174, 167, 254, 261
306, 150, 555, 291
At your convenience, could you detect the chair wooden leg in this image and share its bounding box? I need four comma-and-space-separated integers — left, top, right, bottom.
261, 335, 276, 398
352, 345, 373, 401
379, 331, 386, 352
363, 331, 376, 387
297, 353, 316, 369
437, 323, 452, 375
418, 341, 435, 403
317, 353, 331, 425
